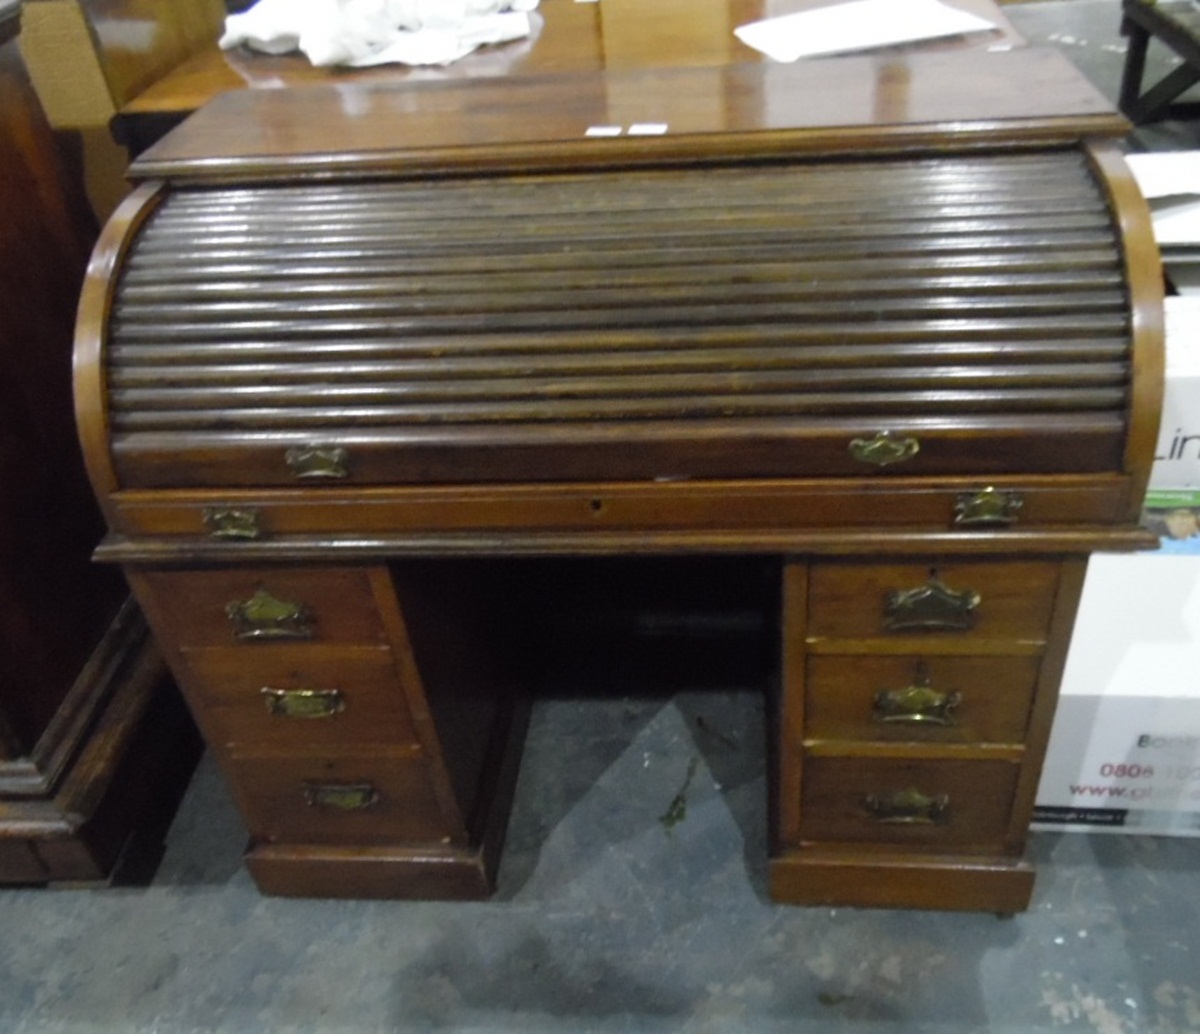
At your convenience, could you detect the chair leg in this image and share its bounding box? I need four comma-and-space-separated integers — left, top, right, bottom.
1118, 19, 1152, 119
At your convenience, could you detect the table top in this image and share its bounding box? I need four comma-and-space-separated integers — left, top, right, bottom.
121, 0, 1026, 116
132, 45, 1123, 182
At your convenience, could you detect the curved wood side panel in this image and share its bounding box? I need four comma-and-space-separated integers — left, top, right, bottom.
1085, 140, 1165, 521
73, 181, 166, 523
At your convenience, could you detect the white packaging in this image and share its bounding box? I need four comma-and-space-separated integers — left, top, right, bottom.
1033, 554, 1200, 835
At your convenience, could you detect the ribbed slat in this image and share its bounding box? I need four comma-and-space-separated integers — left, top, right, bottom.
106, 153, 1131, 438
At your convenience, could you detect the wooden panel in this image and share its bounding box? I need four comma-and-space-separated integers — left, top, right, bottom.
245, 842, 493, 901
129, 48, 1123, 181
770, 850, 1034, 911
228, 751, 453, 846
178, 646, 421, 752
108, 475, 1135, 539
804, 654, 1041, 745
0, 840, 48, 882
135, 567, 387, 647
800, 757, 1020, 851
807, 560, 1061, 642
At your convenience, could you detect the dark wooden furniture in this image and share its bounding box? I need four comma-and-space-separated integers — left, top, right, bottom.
1119, 0, 1200, 123
0, 9, 197, 885
74, 45, 1164, 911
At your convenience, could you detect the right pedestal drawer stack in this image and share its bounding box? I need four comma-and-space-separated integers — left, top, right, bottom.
773, 557, 1087, 912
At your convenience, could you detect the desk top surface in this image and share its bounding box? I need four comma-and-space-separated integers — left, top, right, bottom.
132, 45, 1123, 182
122, 0, 1026, 116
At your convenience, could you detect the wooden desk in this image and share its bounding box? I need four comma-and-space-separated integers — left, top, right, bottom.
75, 45, 1163, 911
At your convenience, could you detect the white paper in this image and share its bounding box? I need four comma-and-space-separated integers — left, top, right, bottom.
734, 0, 999, 62
1126, 151, 1200, 200
221, 0, 540, 68
1151, 198, 1200, 247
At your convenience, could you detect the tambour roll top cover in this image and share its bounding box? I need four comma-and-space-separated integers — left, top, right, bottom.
78, 47, 1162, 514
73, 47, 1163, 911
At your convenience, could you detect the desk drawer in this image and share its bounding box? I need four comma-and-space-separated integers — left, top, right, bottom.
805, 655, 1040, 745
136, 567, 387, 647
800, 757, 1019, 851
807, 561, 1060, 642
179, 646, 421, 751
229, 752, 451, 846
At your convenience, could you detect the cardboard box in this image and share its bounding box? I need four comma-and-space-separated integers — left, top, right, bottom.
1033, 554, 1200, 836
1149, 297, 1200, 492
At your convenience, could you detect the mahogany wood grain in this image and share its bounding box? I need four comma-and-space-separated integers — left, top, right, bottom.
227, 749, 451, 846
177, 646, 422, 752
778, 562, 809, 847
245, 842, 493, 900
803, 654, 1041, 745
73, 180, 164, 522
769, 850, 1035, 911
130, 48, 1123, 182
1087, 142, 1166, 520
799, 756, 1020, 851
106, 476, 1134, 540
1003, 556, 1088, 848
806, 560, 1062, 642
96, 525, 1160, 565
136, 566, 388, 647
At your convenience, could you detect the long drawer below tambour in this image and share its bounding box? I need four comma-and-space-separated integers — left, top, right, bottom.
105, 476, 1136, 542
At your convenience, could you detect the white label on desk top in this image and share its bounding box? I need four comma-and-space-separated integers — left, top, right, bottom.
585, 125, 623, 137
628, 123, 669, 136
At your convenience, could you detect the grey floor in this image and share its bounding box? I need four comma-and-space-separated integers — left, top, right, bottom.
5, 4, 1200, 1031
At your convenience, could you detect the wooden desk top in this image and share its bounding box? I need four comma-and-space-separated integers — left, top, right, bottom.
132, 46, 1123, 182
121, 0, 1025, 118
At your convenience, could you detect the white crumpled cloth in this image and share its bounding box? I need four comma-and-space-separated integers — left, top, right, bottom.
220, 0, 541, 68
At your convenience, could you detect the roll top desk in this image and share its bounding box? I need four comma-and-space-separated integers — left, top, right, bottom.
74, 46, 1163, 911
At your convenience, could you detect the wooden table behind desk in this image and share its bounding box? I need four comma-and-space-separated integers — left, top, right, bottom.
114, 0, 1024, 153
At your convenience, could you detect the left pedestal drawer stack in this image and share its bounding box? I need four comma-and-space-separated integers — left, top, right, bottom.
126, 564, 525, 898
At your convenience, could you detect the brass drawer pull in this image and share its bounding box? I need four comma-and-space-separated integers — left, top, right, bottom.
203, 507, 262, 540
286, 445, 349, 480
226, 588, 314, 641
873, 666, 961, 726
863, 787, 948, 825
302, 782, 379, 811
954, 487, 1023, 527
883, 572, 980, 632
849, 431, 920, 467
261, 687, 345, 719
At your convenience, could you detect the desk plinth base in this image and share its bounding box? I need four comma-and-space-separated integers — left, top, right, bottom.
769, 851, 1036, 914
246, 843, 496, 900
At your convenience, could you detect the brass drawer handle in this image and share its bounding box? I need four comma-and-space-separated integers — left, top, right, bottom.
873, 665, 961, 727
261, 687, 345, 719
286, 445, 349, 480
302, 782, 379, 811
883, 572, 980, 632
226, 588, 314, 641
954, 487, 1023, 527
849, 431, 920, 467
863, 787, 948, 825
203, 507, 262, 540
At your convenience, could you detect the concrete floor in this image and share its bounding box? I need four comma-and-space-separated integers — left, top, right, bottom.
4, 3, 1200, 1031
